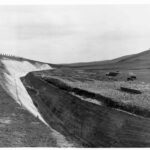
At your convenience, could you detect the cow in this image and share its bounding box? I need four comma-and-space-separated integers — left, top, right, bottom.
106, 71, 119, 77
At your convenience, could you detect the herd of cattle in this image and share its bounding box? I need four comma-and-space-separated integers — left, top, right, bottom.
106, 71, 137, 81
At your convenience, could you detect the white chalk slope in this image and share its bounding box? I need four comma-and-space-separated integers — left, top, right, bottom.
0, 58, 75, 147
0, 58, 51, 124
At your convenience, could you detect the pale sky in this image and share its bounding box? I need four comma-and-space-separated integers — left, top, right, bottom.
1, 5, 150, 63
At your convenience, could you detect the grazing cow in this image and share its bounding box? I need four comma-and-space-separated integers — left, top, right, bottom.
127, 77, 134, 81
106, 71, 119, 77
131, 75, 136, 79
127, 75, 137, 81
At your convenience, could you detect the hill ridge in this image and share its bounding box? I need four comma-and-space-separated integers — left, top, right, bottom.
60, 49, 150, 70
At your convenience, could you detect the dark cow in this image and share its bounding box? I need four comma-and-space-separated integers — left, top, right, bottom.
127, 75, 137, 81
106, 71, 119, 77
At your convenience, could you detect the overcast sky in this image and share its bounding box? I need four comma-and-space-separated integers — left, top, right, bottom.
1, 5, 150, 63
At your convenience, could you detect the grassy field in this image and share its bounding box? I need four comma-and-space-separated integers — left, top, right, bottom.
66, 80, 150, 111
34, 68, 150, 116
22, 71, 150, 147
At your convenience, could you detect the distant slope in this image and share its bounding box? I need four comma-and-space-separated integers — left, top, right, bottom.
61, 49, 150, 70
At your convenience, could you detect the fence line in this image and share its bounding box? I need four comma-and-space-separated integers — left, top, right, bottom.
0, 53, 22, 59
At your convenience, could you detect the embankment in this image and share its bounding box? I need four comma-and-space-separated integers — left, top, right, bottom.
0, 58, 51, 124
41, 76, 150, 118
0, 58, 79, 147
22, 72, 150, 147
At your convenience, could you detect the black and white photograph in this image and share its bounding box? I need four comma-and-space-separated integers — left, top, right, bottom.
1, 1, 150, 147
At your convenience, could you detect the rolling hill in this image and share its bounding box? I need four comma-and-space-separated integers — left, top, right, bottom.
55, 49, 150, 83
0, 49, 150, 147
61, 49, 150, 70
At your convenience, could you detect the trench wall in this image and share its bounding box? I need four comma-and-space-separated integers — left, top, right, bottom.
21, 72, 150, 147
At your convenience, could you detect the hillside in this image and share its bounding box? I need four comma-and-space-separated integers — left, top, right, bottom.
54, 49, 150, 83
61, 49, 150, 70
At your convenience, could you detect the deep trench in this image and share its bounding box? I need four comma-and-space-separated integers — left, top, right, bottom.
21, 73, 150, 147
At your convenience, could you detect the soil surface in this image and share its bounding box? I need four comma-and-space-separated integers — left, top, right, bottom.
0, 84, 58, 147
